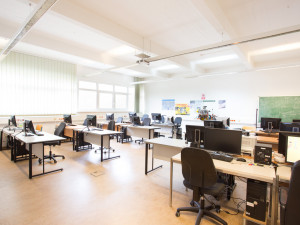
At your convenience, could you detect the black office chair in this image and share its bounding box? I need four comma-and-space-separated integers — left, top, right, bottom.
116, 117, 123, 123
40, 122, 66, 164
176, 147, 227, 225
119, 126, 132, 143
83, 118, 87, 126
280, 160, 300, 225
135, 118, 151, 144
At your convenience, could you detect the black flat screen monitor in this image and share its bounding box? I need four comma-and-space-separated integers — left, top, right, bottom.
185, 125, 205, 145
63, 114, 72, 124
261, 117, 281, 130
151, 113, 162, 122
204, 120, 224, 129
24, 120, 36, 134
9, 115, 17, 127
285, 132, 300, 163
279, 122, 300, 132
106, 113, 114, 121
86, 115, 97, 126
204, 128, 242, 155
129, 112, 137, 122
133, 116, 141, 126
293, 119, 300, 122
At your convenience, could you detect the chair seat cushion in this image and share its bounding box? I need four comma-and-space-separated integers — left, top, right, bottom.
183, 179, 225, 197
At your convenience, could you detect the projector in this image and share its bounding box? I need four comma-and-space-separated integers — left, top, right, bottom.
136, 59, 150, 66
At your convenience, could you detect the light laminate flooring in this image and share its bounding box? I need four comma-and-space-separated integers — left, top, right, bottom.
0, 139, 248, 225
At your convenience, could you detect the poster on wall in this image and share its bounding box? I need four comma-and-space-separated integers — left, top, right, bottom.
175, 104, 190, 115
218, 100, 226, 109
190, 100, 203, 113
162, 99, 175, 110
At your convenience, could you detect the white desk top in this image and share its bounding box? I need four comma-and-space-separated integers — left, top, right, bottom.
15, 132, 65, 144
151, 123, 174, 127
127, 125, 161, 130
2, 127, 23, 136
82, 129, 122, 136
172, 153, 275, 183
277, 166, 292, 183
145, 138, 188, 148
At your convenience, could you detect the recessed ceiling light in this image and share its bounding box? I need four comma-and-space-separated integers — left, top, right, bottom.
195, 54, 238, 64
250, 42, 300, 55
108, 45, 136, 56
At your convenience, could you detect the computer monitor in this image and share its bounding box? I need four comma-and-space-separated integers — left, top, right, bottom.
129, 112, 137, 122
63, 114, 72, 124
260, 117, 281, 130
86, 115, 97, 126
9, 115, 17, 127
151, 113, 162, 122
279, 122, 300, 132
204, 120, 224, 129
284, 133, 300, 163
133, 116, 141, 126
204, 128, 242, 155
185, 125, 205, 146
293, 119, 300, 122
24, 120, 36, 135
106, 113, 114, 121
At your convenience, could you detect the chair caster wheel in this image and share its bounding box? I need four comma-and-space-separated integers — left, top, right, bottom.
54, 160, 57, 163
38, 159, 42, 164
62, 156, 65, 159
175, 211, 180, 217
190, 201, 195, 207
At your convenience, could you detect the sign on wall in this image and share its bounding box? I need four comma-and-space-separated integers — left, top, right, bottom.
175, 104, 190, 115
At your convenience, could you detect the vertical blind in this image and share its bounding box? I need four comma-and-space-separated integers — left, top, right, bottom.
0, 52, 76, 115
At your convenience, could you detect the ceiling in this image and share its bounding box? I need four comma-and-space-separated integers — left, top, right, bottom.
0, 0, 300, 81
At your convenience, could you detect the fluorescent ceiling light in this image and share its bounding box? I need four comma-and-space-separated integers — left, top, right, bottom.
154, 64, 180, 71
195, 54, 238, 64
108, 45, 136, 56
112, 68, 146, 76
250, 42, 300, 55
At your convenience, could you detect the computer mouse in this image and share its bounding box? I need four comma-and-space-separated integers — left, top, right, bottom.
236, 158, 246, 162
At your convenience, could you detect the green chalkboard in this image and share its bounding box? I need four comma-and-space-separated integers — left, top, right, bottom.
259, 96, 300, 122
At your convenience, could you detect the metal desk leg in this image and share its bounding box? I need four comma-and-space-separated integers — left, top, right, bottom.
145, 143, 163, 175
0, 130, 2, 151
271, 175, 279, 225
170, 158, 173, 207
29, 144, 32, 179
102, 135, 120, 161
101, 135, 103, 162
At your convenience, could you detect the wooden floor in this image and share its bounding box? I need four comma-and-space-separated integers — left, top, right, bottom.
0, 138, 248, 225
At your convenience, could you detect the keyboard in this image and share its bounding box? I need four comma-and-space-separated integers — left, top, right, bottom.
209, 152, 233, 162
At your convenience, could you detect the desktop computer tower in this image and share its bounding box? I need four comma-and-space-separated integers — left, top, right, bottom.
245, 179, 267, 221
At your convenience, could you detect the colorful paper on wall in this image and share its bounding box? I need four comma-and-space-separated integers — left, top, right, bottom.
175, 104, 190, 115
162, 99, 175, 110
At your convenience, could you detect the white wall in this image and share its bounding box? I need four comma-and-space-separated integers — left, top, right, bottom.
144, 66, 300, 125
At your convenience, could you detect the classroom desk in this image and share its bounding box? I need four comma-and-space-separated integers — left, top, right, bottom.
255, 131, 279, 137
97, 121, 126, 131
277, 166, 292, 183
73, 128, 122, 161
150, 123, 174, 136
256, 136, 279, 151
118, 125, 160, 143
64, 125, 85, 138
171, 152, 278, 225
14, 132, 65, 179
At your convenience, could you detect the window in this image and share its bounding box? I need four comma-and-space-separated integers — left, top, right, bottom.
0, 52, 76, 115
78, 81, 135, 111
115, 94, 127, 109
78, 90, 97, 109
99, 93, 113, 108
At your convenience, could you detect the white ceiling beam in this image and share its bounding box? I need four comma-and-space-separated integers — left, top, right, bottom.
37, 0, 191, 69
0, 0, 58, 61
147, 25, 300, 63
189, 0, 254, 69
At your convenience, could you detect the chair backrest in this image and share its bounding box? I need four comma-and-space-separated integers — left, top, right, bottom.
143, 117, 151, 126
83, 119, 87, 126
181, 147, 217, 188
108, 120, 115, 131
141, 114, 149, 122
54, 122, 66, 136
174, 117, 182, 126
161, 115, 165, 123
36, 124, 43, 131
116, 117, 123, 123
283, 160, 300, 225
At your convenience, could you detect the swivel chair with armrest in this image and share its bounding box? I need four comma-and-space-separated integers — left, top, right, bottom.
135, 118, 151, 144
141, 114, 149, 122
280, 160, 300, 225
40, 122, 66, 164
176, 147, 227, 225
